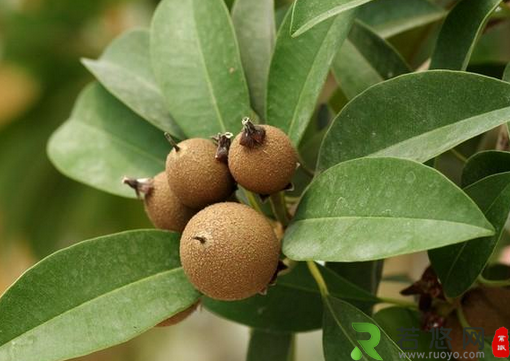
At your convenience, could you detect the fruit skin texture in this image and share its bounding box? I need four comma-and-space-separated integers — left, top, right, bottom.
228, 125, 297, 195
463, 286, 510, 336
180, 202, 280, 301
166, 138, 235, 209
145, 172, 196, 232
156, 302, 199, 327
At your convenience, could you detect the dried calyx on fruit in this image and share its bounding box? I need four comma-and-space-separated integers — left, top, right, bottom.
212, 132, 233, 164
400, 266, 448, 330
156, 302, 200, 327
123, 172, 196, 232
180, 202, 280, 301
165, 134, 235, 209
228, 118, 298, 195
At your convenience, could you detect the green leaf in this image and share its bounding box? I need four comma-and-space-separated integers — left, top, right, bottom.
48, 83, 170, 198
332, 20, 411, 100
430, 171, 510, 297
203, 262, 379, 332
247, 330, 294, 361
290, 0, 373, 37
318, 71, 510, 171
471, 22, 510, 65
82, 29, 184, 139
462, 150, 510, 187
283, 157, 494, 262
0, 230, 199, 361
356, 0, 445, 38
504, 63, 510, 82
323, 296, 410, 361
373, 307, 435, 360
327, 260, 383, 314
232, 0, 275, 118
151, 0, 251, 138
266, 9, 355, 146
326, 260, 383, 316
430, 0, 501, 71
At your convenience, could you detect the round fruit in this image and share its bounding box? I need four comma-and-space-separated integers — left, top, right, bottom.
180, 202, 280, 301
156, 302, 199, 327
446, 314, 478, 361
463, 286, 510, 335
228, 119, 297, 195
166, 138, 235, 209
123, 172, 196, 232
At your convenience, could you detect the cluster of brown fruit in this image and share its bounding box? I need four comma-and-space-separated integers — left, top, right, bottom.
124, 118, 298, 326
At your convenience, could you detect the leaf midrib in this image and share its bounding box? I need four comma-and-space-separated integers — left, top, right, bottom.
292, 0, 371, 37
0, 268, 183, 349
287, 15, 340, 143
190, 0, 226, 133
368, 105, 510, 161
84, 59, 162, 97
324, 297, 371, 360
292, 215, 492, 232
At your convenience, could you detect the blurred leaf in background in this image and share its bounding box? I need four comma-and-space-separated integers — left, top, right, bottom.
0, 0, 155, 277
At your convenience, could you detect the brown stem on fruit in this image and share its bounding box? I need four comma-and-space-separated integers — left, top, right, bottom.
164, 132, 180, 152
122, 177, 154, 199
192, 236, 207, 244
212, 132, 233, 164
268, 260, 289, 286
240, 117, 266, 148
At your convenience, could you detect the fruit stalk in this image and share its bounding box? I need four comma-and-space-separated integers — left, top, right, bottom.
269, 192, 290, 227
307, 261, 329, 297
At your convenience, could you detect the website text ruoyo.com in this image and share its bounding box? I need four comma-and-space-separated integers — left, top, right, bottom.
398, 351, 485, 359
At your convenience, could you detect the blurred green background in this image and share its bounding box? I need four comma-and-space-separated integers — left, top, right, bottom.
0, 0, 509, 360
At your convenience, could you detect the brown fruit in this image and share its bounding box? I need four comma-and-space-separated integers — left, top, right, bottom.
180, 202, 280, 301
166, 138, 235, 209
462, 286, 510, 336
123, 172, 196, 232
446, 314, 479, 361
156, 302, 199, 327
228, 120, 297, 195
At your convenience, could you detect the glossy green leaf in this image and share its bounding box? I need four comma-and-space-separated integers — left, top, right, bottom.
462, 150, 510, 187
430, 172, 510, 297
48, 83, 170, 198
203, 263, 379, 332
151, 0, 251, 138
319, 71, 510, 171
232, 0, 275, 118
430, 0, 501, 71
247, 330, 293, 361
374, 307, 435, 360
323, 296, 410, 361
266, 9, 355, 146
82, 29, 184, 139
0, 230, 199, 361
283, 158, 494, 262
356, 0, 445, 38
290, 0, 373, 37
332, 20, 411, 100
